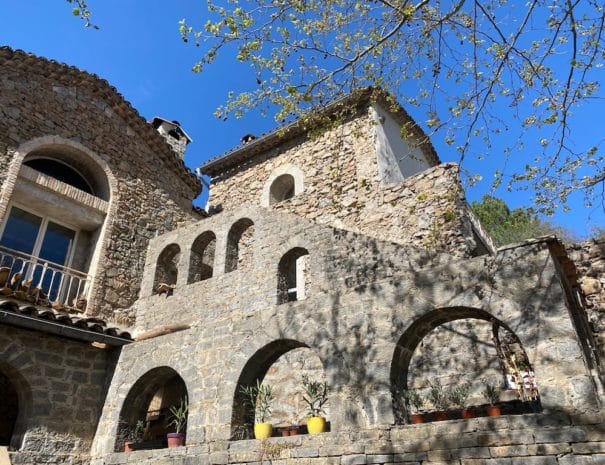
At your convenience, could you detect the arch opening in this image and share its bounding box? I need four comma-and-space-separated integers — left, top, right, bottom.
390, 308, 540, 424
115, 367, 188, 451
0, 361, 32, 451
225, 218, 254, 273
269, 174, 295, 205
277, 247, 309, 304
188, 231, 216, 284
0, 370, 19, 447
153, 244, 180, 295
231, 340, 327, 439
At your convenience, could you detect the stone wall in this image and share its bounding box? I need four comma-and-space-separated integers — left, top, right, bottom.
90, 206, 601, 462
0, 326, 116, 465
207, 112, 481, 257
0, 48, 200, 322
92, 411, 605, 465
568, 239, 605, 364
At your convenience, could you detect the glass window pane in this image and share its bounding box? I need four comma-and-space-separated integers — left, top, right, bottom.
38, 222, 75, 266
0, 207, 42, 255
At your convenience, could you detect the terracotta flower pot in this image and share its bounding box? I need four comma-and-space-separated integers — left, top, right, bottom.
409, 413, 425, 424
281, 428, 291, 437
461, 407, 476, 419
167, 432, 185, 448
124, 441, 134, 453
290, 426, 299, 436
431, 411, 449, 422
486, 405, 501, 417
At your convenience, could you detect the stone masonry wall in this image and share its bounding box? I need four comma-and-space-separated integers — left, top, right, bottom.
90, 206, 601, 463
0, 50, 199, 322
568, 239, 605, 365
208, 113, 480, 257
0, 326, 116, 465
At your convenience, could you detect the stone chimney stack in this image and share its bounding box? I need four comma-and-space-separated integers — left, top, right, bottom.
150, 117, 192, 160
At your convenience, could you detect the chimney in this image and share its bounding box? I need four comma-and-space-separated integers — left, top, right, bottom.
150, 117, 192, 160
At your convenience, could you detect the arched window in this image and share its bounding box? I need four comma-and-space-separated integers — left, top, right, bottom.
23, 158, 94, 195
277, 247, 309, 304
116, 367, 188, 451
269, 174, 295, 205
225, 219, 254, 273
188, 231, 216, 284
153, 244, 180, 295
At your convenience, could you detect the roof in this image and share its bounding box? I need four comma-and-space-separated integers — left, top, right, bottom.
199, 88, 441, 177
0, 298, 132, 346
0, 47, 201, 196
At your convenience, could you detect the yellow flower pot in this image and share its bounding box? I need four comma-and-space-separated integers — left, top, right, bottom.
306, 416, 327, 435
254, 422, 273, 439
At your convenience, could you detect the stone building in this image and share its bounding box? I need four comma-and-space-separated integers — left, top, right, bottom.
0, 47, 604, 465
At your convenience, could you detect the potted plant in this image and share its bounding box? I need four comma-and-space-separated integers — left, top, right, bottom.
123, 419, 145, 452
167, 398, 188, 447
481, 379, 502, 416
449, 383, 474, 419
403, 389, 425, 424
302, 375, 329, 434
240, 380, 274, 439
427, 380, 450, 421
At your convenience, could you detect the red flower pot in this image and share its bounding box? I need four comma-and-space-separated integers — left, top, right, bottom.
461, 408, 476, 419
167, 432, 185, 448
409, 413, 425, 424
486, 406, 501, 417
432, 411, 449, 422
124, 441, 134, 453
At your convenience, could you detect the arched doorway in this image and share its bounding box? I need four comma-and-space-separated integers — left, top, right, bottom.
0, 370, 19, 447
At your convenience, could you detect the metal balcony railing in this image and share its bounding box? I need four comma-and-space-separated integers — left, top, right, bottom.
0, 245, 91, 312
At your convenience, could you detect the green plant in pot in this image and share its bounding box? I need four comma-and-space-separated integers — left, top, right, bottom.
449, 383, 473, 419
123, 419, 145, 452
403, 389, 425, 424
302, 375, 329, 434
240, 380, 274, 439
427, 380, 450, 421
167, 398, 188, 447
481, 378, 502, 416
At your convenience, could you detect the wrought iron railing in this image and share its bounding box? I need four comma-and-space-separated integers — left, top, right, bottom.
0, 245, 91, 312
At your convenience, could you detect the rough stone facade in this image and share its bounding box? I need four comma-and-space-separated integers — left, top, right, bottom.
1, 50, 604, 465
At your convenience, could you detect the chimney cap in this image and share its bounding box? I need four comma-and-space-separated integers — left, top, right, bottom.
150, 116, 193, 143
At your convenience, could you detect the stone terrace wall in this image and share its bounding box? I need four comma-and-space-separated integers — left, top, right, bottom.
0, 51, 199, 321
568, 239, 605, 365
92, 412, 605, 465
208, 111, 480, 257
0, 326, 116, 465
91, 207, 600, 462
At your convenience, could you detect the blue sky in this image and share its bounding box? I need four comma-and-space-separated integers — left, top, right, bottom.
1, 1, 603, 237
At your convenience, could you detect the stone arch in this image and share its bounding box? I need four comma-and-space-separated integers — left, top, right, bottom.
0, 136, 119, 314
225, 218, 254, 273
390, 307, 539, 423
231, 339, 328, 439
0, 360, 32, 451
261, 164, 304, 207
115, 366, 188, 451
153, 244, 181, 295
188, 231, 216, 283
277, 247, 309, 304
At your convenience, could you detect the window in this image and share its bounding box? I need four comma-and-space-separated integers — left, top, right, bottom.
269, 174, 296, 205
23, 158, 94, 195
188, 232, 216, 284
225, 219, 254, 273
277, 248, 309, 304
153, 244, 181, 295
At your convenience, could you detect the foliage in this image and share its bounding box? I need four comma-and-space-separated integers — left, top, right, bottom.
471, 195, 573, 246
449, 383, 471, 409
180, 0, 605, 214
240, 379, 274, 423
65, 0, 97, 29
301, 375, 329, 417
427, 380, 450, 411
403, 389, 424, 413
168, 398, 188, 434
481, 378, 501, 405
128, 420, 145, 443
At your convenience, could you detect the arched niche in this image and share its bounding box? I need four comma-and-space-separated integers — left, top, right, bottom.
270, 174, 295, 204
261, 165, 304, 207
390, 307, 540, 424
277, 247, 309, 304
188, 231, 216, 284
115, 366, 188, 451
231, 340, 327, 439
153, 244, 181, 295
0, 361, 32, 450
225, 218, 254, 273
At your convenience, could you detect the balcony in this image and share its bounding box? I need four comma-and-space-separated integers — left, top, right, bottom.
0, 245, 90, 313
